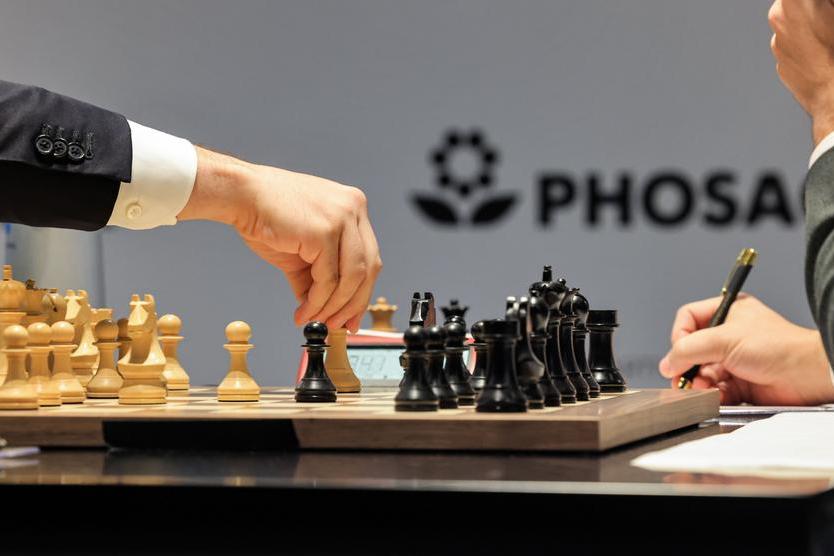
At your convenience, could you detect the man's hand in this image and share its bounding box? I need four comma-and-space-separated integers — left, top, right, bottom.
769, 0, 834, 145
658, 295, 834, 405
178, 147, 382, 333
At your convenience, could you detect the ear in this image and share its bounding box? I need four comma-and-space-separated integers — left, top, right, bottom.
144, 293, 156, 304
78, 289, 89, 300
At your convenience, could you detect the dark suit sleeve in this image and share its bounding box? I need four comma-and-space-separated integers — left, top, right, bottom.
804, 148, 834, 363
0, 80, 132, 231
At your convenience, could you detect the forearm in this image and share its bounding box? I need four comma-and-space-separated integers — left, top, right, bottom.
176, 146, 257, 229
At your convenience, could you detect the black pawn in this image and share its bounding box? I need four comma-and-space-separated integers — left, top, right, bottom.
571, 294, 601, 398
295, 321, 337, 403
395, 326, 439, 411
425, 325, 458, 409
443, 320, 476, 406
469, 321, 488, 392
476, 319, 527, 413
587, 310, 627, 393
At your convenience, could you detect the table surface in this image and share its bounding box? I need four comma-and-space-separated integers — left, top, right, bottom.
0, 419, 830, 500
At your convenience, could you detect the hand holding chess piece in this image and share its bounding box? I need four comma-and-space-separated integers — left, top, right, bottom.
0, 324, 39, 410
217, 321, 260, 402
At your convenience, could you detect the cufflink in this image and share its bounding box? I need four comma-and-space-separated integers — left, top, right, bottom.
67, 130, 85, 163
126, 203, 143, 221
34, 124, 54, 157
52, 127, 68, 160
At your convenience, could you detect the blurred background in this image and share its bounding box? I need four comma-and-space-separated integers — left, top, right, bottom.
0, 0, 813, 386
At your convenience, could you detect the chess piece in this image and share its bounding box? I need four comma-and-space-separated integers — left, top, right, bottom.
559, 288, 591, 401
86, 319, 123, 398
508, 296, 546, 409
218, 321, 260, 402
587, 310, 627, 393
117, 318, 132, 360
367, 297, 398, 332
529, 272, 560, 407
117, 294, 167, 405
0, 325, 39, 410
45, 289, 67, 325
91, 307, 113, 326
441, 299, 468, 327
158, 314, 190, 391
395, 325, 438, 412
408, 292, 436, 327
469, 321, 488, 392
541, 269, 576, 403
26, 322, 61, 406
295, 321, 337, 403
443, 320, 475, 406
325, 328, 361, 393
476, 319, 527, 413
50, 321, 86, 403
571, 293, 601, 398
0, 265, 26, 384
424, 325, 457, 409
21, 280, 50, 327
66, 290, 98, 387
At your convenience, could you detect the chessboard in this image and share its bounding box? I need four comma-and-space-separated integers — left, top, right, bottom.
0, 386, 718, 452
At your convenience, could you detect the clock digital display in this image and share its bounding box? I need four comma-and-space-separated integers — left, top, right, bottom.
347, 346, 471, 385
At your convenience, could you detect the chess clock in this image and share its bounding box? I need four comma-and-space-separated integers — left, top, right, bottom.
294, 329, 470, 387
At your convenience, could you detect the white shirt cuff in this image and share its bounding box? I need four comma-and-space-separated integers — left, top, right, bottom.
107, 121, 197, 229
809, 131, 834, 169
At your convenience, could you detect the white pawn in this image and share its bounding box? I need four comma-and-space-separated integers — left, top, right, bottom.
27, 322, 61, 406
86, 319, 123, 399
0, 325, 39, 410
158, 314, 190, 391
217, 321, 260, 402
51, 321, 86, 404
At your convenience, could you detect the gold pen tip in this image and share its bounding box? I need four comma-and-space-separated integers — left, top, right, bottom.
738, 248, 758, 266
677, 377, 692, 390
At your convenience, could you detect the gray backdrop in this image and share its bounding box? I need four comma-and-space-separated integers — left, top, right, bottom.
0, 0, 815, 386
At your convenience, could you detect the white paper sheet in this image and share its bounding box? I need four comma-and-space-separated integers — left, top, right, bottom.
631, 413, 834, 479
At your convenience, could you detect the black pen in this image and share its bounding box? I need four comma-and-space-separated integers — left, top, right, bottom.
677, 248, 758, 389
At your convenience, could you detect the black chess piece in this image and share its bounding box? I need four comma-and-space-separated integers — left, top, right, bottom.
469, 320, 488, 392
529, 270, 560, 407
559, 288, 591, 401
409, 292, 436, 327
425, 325, 458, 409
571, 293, 601, 398
587, 310, 627, 393
443, 320, 476, 406
395, 326, 439, 411
295, 322, 338, 403
507, 296, 545, 409
476, 319, 528, 413
541, 270, 576, 403
441, 299, 469, 327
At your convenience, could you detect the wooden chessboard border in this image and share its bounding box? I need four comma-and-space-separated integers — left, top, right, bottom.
0, 386, 719, 452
